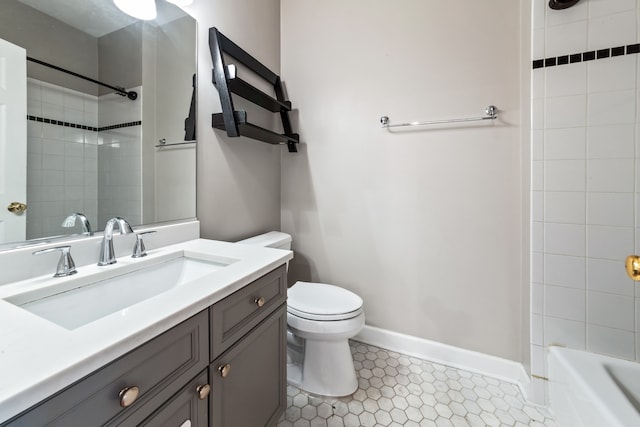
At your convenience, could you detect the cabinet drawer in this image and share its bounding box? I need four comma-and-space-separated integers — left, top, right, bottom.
4, 311, 209, 427
210, 265, 286, 360
123, 370, 209, 427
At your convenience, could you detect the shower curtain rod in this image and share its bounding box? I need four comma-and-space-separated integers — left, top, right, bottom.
27, 57, 138, 100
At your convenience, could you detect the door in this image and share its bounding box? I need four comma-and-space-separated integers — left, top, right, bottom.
0, 38, 27, 243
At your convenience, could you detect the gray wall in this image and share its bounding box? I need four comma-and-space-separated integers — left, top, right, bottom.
0, 0, 98, 95
153, 16, 197, 223
98, 22, 143, 95
280, 0, 529, 362
188, 0, 530, 363
190, 0, 282, 242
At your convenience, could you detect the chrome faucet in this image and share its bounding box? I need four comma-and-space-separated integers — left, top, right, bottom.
98, 217, 134, 266
62, 213, 93, 236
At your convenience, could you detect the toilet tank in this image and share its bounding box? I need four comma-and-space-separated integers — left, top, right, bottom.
236, 231, 292, 250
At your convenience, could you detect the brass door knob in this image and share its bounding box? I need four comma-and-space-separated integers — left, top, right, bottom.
254, 296, 265, 308
118, 386, 140, 407
7, 202, 27, 214
196, 383, 211, 400
218, 363, 231, 378
625, 255, 640, 281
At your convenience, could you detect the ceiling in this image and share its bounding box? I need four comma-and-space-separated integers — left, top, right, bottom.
17, 0, 187, 38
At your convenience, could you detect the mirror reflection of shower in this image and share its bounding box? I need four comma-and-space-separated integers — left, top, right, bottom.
0, 0, 196, 244
24, 23, 145, 240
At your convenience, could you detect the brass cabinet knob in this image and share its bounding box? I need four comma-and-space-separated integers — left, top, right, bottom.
218, 363, 231, 378
625, 255, 640, 281
118, 386, 140, 407
254, 296, 265, 308
196, 383, 211, 400
7, 202, 27, 214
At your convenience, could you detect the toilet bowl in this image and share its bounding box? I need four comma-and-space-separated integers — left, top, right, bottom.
236, 232, 364, 397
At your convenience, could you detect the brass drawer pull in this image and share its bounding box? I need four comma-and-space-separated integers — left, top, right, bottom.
196, 383, 211, 400
218, 363, 231, 378
254, 296, 266, 308
118, 386, 140, 407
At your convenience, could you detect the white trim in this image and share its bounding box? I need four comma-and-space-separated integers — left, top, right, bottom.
354, 325, 532, 399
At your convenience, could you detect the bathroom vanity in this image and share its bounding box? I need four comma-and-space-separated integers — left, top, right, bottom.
0, 238, 292, 427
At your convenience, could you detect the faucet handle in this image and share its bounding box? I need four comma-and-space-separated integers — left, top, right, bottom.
132, 231, 156, 258
33, 246, 77, 278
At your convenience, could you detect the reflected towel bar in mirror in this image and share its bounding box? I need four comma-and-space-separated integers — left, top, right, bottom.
380, 105, 498, 128
155, 139, 197, 147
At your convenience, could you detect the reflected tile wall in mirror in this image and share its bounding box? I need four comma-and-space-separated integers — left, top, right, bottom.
26, 78, 99, 239
97, 87, 143, 228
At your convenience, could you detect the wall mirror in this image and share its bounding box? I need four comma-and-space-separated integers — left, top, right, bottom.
0, 0, 197, 250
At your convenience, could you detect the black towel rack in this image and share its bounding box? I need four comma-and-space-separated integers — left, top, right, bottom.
209, 27, 299, 152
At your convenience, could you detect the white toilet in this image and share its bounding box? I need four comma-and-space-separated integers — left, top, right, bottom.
237, 231, 365, 397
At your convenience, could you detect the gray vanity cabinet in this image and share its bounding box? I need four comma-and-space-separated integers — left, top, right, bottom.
2, 310, 209, 427
209, 264, 288, 427
210, 304, 287, 427
1, 265, 288, 427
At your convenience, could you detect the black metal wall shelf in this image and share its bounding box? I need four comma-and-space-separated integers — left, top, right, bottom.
213, 111, 298, 146
209, 28, 299, 152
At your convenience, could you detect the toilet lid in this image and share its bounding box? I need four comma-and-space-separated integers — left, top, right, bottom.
287, 281, 363, 321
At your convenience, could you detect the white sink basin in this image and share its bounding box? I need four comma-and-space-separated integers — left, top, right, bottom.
5, 256, 233, 330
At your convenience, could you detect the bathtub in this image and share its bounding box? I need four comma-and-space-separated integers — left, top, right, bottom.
548, 346, 640, 427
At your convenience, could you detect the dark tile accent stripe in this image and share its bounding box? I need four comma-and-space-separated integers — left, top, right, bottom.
569, 53, 581, 63
99, 121, 142, 132
627, 43, 640, 54
612, 46, 625, 56
26, 115, 141, 132
533, 41, 640, 69
27, 115, 98, 131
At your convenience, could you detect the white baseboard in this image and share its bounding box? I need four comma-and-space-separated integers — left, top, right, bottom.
354, 325, 532, 399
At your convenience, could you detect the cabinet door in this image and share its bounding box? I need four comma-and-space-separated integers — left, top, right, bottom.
210, 304, 286, 427
138, 371, 209, 427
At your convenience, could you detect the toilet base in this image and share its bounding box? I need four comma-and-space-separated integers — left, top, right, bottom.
287, 339, 358, 397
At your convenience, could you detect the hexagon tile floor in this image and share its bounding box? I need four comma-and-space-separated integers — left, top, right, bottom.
276, 341, 556, 427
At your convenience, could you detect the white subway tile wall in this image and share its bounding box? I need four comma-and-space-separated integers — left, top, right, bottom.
531, 0, 640, 404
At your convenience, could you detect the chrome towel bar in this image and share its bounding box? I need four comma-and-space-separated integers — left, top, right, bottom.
380, 105, 498, 128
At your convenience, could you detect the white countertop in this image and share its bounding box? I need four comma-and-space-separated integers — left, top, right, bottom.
0, 238, 292, 423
